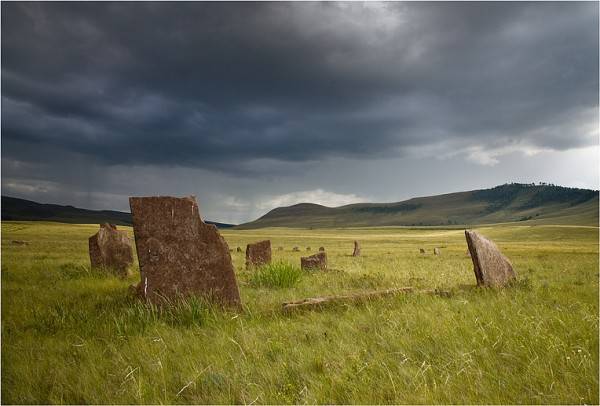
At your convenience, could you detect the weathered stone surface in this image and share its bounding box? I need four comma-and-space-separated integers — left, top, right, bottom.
465, 230, 516, 287
301, 252, 327, 270
433, 248, 441, 255
292, 246, 300, 252
89, 223, 133, 277
319, 246, 325, 252
129, 196, 241, 307
236, 247, 242, 253
419, 248, 426, 254
246, 240, 271, 267
352, 240, 361, 257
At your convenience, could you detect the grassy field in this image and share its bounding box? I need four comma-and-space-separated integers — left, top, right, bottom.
1, 221, 598, 404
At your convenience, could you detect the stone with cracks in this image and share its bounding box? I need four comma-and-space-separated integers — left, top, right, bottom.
465, 230, 516, 287
301, 252, 327, 271
89, 223, 133, 277
352, 240, 361, 257
129, 196, 241, 307
246, 240, 271, 267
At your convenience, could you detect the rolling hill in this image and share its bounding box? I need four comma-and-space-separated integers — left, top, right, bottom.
237, 183, 599, 229
1, 196, 235, 228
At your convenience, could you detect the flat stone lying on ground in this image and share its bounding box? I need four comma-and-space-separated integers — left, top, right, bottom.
129, 196, 241, 307
352, 240, 361, 257
89, 223, 133, 277
465, 230, 516, 287
301, 251, 327, 270
246, 240, 271, 267
433, 248, 441, 255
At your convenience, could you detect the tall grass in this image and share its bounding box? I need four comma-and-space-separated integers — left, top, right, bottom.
1, 221, 598, 404
249, 261, 303, 288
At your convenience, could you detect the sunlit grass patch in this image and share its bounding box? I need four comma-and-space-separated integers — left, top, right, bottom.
249, 261, 303, 288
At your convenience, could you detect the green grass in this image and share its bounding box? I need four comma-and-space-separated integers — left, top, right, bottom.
249, 261, 303, 289
2, 221, 598, 404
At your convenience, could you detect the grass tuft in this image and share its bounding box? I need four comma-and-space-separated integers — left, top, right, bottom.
249, 261, 303, 288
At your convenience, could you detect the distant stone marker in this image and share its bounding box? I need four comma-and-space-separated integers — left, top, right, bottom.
129, 196, 241, 307
292, 246, 300, 252
433, 248, 441, 255
236, 247, 242, 253
89, 223, 133, 277
301, 251, 327, 271
246, 240, 272, 267
352, 240, 361, 257
465, 230, 516, 287
419, 248, 426, 254
319, 246, 325, 252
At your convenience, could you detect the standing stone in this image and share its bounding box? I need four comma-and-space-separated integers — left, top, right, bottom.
465, 230, 516, 287
318, 246, 325, 252
236, 247, 242, 253
129, 196, 241, 307
419, 248, 426, 254
293, 246, 300, 252
352, 240, 361, 257
246, 240, 272, 268
89, 223, 133, 277
301, 252, 327, 271
434, 248, 441, 255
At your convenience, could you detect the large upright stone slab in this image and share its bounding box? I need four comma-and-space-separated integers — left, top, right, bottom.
246, 240, 271, 268
129, 196, 241, 307
352, 240, 361, 257
301, 252, 327, 271
89, 223, 133, 277
465, 230, 516, 287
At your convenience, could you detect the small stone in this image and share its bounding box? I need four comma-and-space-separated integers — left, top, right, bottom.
419, 248, 425, 254
465, 230, 516, 287
278, 246, 284, 251
301, 252, 327, 271
246, 240, 272, 267
433, 248, 441, 255
89, 223, 133, 277
292, 246, 300, 252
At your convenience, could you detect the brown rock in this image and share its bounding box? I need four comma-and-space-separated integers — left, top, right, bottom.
465, 230, 516, 287
129, 196, 241, 307
89, 223, 133, 277
352, 240, 361, 257
433, 248, 441, 255
246, 240, 271, 267
419, 248, 426, 254
318, 246, 325, 252
301, 252, 327, 271
306, 246, 311, 251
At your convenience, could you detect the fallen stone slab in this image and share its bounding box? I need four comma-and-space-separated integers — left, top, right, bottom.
89, 223, 133, 277
246, 240, 271, 268
129, 196, 241, 307
282, 287, 450, 312
301, 251, 327, 271
352, 240, 361, 257
465, 230, 516, 287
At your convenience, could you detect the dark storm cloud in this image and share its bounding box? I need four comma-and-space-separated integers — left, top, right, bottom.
2, 2, 598, 174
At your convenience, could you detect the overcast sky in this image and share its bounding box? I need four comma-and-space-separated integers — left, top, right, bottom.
2, 2, 598, 223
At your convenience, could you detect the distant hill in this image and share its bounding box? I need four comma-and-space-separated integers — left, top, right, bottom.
237, 184, 599, 229
1, 196, 235, 228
